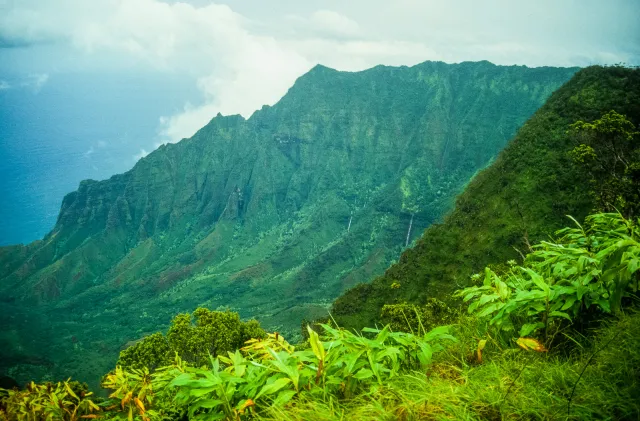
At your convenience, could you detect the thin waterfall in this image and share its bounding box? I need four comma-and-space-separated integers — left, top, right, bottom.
405, 213, 414, 247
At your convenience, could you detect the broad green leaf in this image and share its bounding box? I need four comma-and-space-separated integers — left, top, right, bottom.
478, 294, 499, 307
561, 296, 577, 311
417, 342, 433, 367
483, 267, 493, 287
468, 300, 480, 314
375, 325, 391, 345
272, 390, 297, 407
306, 325, 325, 362
519, 323, 544, 337
597, 299, 612, 313
523, 268, 550, 296
477, 303, 500, 318
256, 377, 292, 400
463, 291, 479, 302
353, 368, 373, 380
189, 387, 217, 398
193, 399, 223, 409
424, 325, 456, 342
549, 311, 572, 321
496, 280, 510, 300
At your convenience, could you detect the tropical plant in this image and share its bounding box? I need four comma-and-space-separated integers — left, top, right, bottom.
164, 323, 456, 419
101, 366, 157, 421
100, 354, 191, 421
0, 380, 99, 421
456, 212, 640, 342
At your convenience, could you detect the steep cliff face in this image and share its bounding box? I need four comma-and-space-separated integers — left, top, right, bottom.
331, 65, 640, 330
0, 61, 578, 385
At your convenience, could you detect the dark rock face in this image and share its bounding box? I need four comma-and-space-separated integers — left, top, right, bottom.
0, 60, 578, 386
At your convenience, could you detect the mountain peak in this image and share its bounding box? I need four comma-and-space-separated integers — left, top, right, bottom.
0, 60, 582, 386
308, 63, 338, 73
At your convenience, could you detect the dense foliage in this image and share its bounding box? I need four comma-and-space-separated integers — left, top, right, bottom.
2, 294, 639, 419
569, 110, 640, 217
0, 380, 98, 421
332, 65, 640, 331
2, 211, 639, 419
0, 61, 578, 386
379, 298, 456, 334
458, 212, 640, 343
0, 321, 457, 420
118, 308, 265, 371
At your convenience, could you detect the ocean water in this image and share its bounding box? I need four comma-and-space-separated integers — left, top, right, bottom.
0, 72, 199, 246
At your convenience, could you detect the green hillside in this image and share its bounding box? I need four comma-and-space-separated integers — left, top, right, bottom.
0, 61, 577, 386
1, 64, 639, 421
332, 65, 640, 330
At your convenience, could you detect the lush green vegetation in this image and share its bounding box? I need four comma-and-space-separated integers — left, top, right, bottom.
458, 212, 639, 339
2, 211, 638, 419
1, 64, 639, 419
118, 308, 265, 371
568, 110, 640, 217
0, 61, 578, 386
332, 65, 640, 331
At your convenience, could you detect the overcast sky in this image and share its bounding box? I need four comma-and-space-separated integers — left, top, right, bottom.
1, 0, 639, 146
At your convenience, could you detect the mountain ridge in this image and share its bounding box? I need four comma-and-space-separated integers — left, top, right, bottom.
331, 64, 640, 329
0, 60, 579, 385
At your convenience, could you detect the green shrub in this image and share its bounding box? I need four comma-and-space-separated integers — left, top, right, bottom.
380, 298, 456, 334
117, 308, 266, 370
118, 333, 172, 371
456, 212, 640, 343
0, 380, 99, 421
166, 323, 456, 419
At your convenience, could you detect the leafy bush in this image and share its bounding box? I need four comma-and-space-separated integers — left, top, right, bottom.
456, 212, 640, 342
118, 308, 266, 370
0, 380, 99, 421
165, 323, 456, 419
118, 333, 172, 371
569, 110, 640, 217
380, 298, 456, 334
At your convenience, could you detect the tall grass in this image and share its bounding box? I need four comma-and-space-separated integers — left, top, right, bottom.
259, 311, 640, 421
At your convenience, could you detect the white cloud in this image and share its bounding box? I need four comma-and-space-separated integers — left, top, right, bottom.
84, 141, 108, 158
84, 146, 94, 157
310, 10, 360, 38
0, 74, 49, 92
21, 73, 49, 92
1, 0, 637, 151
133, 148, 149, 161
283, 39, 439, 71
0, 0, 314, 142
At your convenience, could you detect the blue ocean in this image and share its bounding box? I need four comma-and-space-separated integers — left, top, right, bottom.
0, 72, 199, 246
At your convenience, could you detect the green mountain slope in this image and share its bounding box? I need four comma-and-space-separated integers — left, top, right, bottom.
0, 61, 577, 385
332, 65, 640, 330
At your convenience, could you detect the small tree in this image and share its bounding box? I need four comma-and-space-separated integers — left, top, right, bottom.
118, 308, 266, 370
569, 110, 640, 218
